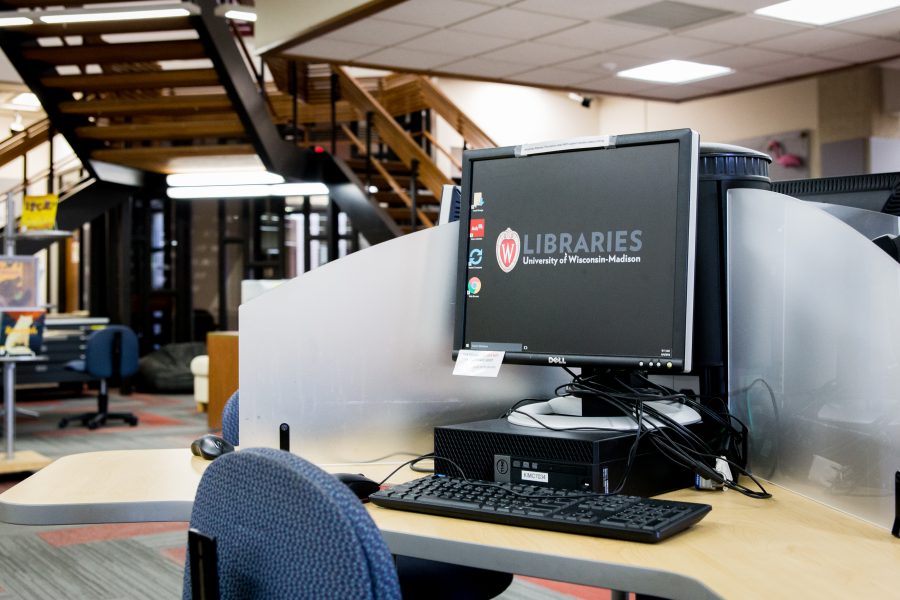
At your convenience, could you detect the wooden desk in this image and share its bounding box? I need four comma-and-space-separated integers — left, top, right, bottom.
1, 449, 898, 599
207, 331, 238, 429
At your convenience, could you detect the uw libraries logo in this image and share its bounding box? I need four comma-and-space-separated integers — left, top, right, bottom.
496, 228, 520, 273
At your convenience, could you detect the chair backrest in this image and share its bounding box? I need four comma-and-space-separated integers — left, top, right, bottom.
84, 325, 139, 380
183, 447, 401, 600
220, 390, 239, 446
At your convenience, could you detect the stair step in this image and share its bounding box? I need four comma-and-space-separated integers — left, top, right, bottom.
91, 144, 256, 173
76, 120, 245, 141
42, 69, 221, 92
345, 157, 412, 174
386, 207, 440, 220
59, 94, 235, 116
22, 40, 206, 65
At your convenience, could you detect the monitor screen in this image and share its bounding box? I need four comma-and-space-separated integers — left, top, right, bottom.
453, 129, 698, 373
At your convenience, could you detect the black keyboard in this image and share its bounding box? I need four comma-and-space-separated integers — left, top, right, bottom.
369, 475, 711, 543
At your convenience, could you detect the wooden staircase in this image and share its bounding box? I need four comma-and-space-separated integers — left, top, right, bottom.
0, 1, 495, 240
0, 0, 298, 178
267, 61, 496, 233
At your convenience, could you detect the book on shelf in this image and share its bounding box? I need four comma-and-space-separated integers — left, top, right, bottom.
0, 308, 46, 356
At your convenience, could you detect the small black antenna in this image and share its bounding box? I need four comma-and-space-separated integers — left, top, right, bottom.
279, 423, 290, 452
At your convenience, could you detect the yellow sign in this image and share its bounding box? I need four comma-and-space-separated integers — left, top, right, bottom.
21, 194, 58, 231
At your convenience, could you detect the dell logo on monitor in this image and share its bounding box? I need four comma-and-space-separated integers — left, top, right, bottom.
548, 356, 567, 365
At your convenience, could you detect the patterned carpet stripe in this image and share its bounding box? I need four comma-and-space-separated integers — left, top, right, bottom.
0, 389, 608, 600
38, 522, 188, 547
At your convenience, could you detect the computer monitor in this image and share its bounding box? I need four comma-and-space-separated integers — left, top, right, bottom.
772, 172, 900, 216
453, 129, 699, 381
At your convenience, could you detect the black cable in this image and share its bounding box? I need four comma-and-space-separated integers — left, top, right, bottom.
506, 368, 772, 500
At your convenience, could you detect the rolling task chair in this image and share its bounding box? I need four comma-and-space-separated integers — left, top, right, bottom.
59, 325, 140, 430
183, 447, 402, 599
214, 392, 512, 599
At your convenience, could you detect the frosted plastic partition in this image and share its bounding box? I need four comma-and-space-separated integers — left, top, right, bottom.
239, 222, 567, 464
727, 188, 900, 529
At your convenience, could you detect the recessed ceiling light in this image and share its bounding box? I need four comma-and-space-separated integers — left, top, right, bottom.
617, 60, 732, 84
755, 0, 900, 25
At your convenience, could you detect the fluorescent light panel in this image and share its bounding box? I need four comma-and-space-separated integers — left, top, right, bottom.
167, 171, 284, 187
755, 0, 900, 25
617, 59, 732, 84
40, 7, 192, 24
168, 182, 329, 199
0, 16, 32, 26
224, 9, 257, 22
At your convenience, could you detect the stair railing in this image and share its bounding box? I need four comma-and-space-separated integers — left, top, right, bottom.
414, 76, 496, 150
340, 124, 434, 228
333, 65, 451, 200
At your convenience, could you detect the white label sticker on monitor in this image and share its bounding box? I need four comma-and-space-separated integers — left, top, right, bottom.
453, 349, 504, 377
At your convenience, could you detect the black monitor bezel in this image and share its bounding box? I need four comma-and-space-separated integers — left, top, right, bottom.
452, 128, 698, 372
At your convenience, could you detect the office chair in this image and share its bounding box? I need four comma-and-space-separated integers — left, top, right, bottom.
220, 390, 239, 446
216, 392, 512, 599
59, 325, 140, 430
183, 447, 402, 600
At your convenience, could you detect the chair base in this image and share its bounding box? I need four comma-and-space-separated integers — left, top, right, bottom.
59, 411, 139, 430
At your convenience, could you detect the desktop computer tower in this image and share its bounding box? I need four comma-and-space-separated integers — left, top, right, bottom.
433, 419, 697, 497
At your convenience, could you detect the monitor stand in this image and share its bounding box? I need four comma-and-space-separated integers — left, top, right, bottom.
505, 368, 701, 431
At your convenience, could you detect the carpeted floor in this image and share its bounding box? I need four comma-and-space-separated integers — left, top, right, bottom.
0, 388, 618, 600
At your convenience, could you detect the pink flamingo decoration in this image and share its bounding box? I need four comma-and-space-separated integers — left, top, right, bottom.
767, 140, 804, 168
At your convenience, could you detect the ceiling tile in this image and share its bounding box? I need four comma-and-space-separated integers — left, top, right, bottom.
691, 70, 774, 90
577, 75, 659, 95
831, 8, 900, 38
505, 66, 596, 86
358, 47, 454, 70
693, 46, 798, 70
328, 18, 432, 46
537, 21, 662, 51
399, 29, 513, 56
682, 15, 811, 45
818, 37, 900, 62
375, 0, 495, 28
609, 2, 734, 31
615, 35, 728, 59
449, 7, 582, 40
286, 37, 382, 61
556, 52, 650, 75
640, 83, 715, 100
749, 55, 848, 78
439, 57, 531, 78
481, 41, 593, 65
513, 0, 659, 21
465, 0, 518, 4
682, 0, 778, 11
754, 28, 871, 55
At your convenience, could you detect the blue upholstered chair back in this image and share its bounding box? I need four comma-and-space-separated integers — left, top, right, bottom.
84, 325, 139, 380
183, 447, 401, 600
220, 390, 239, 446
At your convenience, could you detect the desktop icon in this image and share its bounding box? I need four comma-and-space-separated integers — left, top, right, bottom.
468, 248, 483, 267
470, 219, 485, 238
496, 228, 520, 273
467, 277, 482, 295
472, 192, 485, 210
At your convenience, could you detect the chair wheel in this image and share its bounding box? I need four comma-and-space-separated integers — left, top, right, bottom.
58, 419, 68, 429
127, 417, 138, 426
87, 421, 99, 430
